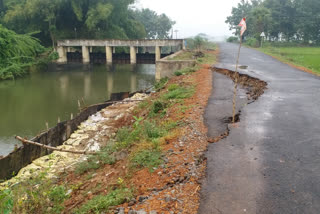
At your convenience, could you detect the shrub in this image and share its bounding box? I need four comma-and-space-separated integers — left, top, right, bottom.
143, 121, 164, 139
246, 37, 259, 47
227, 36, 239, 43
151, 100, 166, 114
174, 71, 183, 76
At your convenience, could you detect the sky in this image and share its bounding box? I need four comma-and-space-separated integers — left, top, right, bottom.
135, 0, 241, 40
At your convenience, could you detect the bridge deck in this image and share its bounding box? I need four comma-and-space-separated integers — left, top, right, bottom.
57, 39, 184, 47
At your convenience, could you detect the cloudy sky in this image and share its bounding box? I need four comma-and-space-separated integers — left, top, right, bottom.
135, 0, 241, 40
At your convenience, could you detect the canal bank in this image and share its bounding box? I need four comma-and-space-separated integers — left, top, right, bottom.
0, 50, 216, 213
0, 64, 156, 157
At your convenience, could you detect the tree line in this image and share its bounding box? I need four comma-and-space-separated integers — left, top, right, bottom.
0, 0, 175, 47
226, 0, 320, 44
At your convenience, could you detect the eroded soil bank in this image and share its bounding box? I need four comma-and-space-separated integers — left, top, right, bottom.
1, 55, 270, 213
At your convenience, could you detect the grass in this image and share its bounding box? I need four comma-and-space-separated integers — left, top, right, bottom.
258, 46, 320, 74
169, 51, 194, 60
154, 77, 169, 91
0, 169, 70, 214
0, 189, 13, 214
197, 52, 217, 65
75, 144, 117, 175
74, 188, 133, 214
162, 84, 195, 100
130, 148, 163, 172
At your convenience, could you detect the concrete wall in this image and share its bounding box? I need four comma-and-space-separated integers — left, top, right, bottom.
155, 50, 196, 80
57, 39, 184, 47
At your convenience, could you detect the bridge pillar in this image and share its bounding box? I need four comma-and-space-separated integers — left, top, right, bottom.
182, 39, 186, 50
130, 46, 137, 64
82, 46, 90, 64
57, 46, 67, 64
155, 46, 161, 61
106, 46, 113, 64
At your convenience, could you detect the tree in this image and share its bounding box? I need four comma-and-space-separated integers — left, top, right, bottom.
133, 8, 175, 39
249, 6, 272, 40
0, 24, 44, 80
1, 0, 148, 46
226, 0, 320, 44
226, 0, 253, 36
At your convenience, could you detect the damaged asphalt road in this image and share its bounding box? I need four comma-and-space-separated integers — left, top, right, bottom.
199, 43, 320, 214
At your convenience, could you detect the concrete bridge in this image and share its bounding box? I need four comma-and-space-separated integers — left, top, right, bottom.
56, 39, 185, 64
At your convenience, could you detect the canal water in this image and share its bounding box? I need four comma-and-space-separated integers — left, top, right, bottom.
0, 64, 155, 156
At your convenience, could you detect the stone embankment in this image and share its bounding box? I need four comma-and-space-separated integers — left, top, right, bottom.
1, 93, 148, 189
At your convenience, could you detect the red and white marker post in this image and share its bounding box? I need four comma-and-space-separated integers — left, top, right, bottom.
232, 18, 247, 124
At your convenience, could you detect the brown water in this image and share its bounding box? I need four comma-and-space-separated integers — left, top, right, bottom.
0, 63, 155, 156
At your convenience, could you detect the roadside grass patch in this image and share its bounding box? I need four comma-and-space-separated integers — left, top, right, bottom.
74, 188, 133, 214
259, 46, 320, 74
198, 52, 216, 65
130, 148, 163, 172
162, 84, 195, 100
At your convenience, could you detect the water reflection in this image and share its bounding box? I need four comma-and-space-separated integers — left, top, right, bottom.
0, 64, 155, 156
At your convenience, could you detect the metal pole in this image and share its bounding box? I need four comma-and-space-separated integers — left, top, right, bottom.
232, 36, 243, 123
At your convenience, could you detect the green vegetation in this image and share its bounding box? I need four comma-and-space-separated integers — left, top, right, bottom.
0, 25, 46, 80
154, 77, 169, 91
162, 85, 195, 100
75, 143, 117, 175
0, 189, 13, 214
170, 51, 195, 61
258, 46, 320, 74
0, 170, 69, 214
131, 148, 163, 172
185, 34, 216, 51
227, 36, 239, 43
0, 0, 175, 47
0, 0, 175, 81
133, 8, 175, 39
74, 188, 133, 214
226, 0, 320, 45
